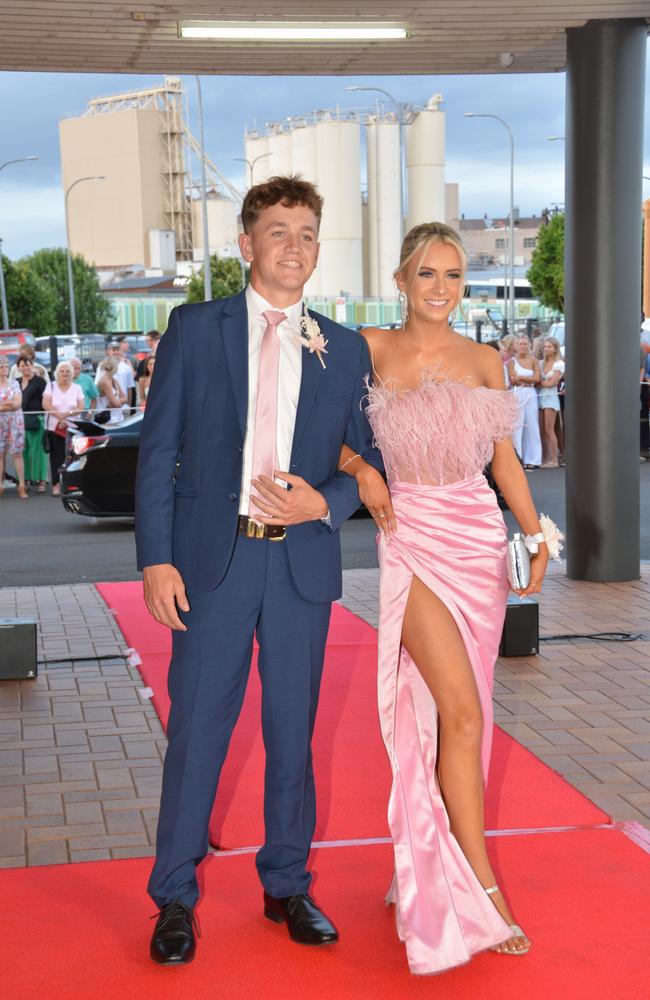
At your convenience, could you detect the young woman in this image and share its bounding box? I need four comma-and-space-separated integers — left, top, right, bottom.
508, 335, 542, 468
338, 222, 548, 974
538, 337, 565, 467
137, 354, 155, 407
96, 357, 128, 424
42, 361, 84, 496
0, 356, 28, 498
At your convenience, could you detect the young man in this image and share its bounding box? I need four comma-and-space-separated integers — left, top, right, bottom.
136, 176, 381, 964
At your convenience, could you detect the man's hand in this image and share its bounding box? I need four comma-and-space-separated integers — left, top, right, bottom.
143, 563, 190, 631
250, 472, 328, 525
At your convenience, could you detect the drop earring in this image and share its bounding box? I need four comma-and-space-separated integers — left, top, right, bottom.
398, 291, 409, 328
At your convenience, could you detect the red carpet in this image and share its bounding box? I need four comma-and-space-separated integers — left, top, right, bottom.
96, 581, 609, 846
3, 828, 649, 1000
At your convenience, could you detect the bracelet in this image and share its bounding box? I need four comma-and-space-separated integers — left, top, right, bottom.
338, 453, 362, 472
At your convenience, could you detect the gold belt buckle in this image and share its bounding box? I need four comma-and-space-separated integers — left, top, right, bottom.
245, 518, 257, 538
269, 528, 286, 542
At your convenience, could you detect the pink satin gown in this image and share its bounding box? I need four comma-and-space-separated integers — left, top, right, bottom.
365, 374, 520, 974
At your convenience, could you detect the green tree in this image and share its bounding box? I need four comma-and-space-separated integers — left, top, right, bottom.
1, 255, 57, 336
27, 247, 112, 334
186, 255, 248, 304
527, 212, 564, 313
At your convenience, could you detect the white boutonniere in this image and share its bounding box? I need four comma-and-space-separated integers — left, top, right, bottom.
298, 309, 328, 369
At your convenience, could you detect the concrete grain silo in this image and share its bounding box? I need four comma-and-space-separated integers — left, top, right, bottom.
191, 193, 239, 260
267, 126, 293, 176
313, 115, 363, 297
291, 121, 318, 184
406, 94, 446, 230
366, 115, 402, 298
243, 132, 272, 185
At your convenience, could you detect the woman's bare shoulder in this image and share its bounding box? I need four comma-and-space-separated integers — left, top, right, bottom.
465, 339, 507, 388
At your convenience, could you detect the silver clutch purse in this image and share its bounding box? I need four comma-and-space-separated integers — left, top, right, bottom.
506, 533, 531, 590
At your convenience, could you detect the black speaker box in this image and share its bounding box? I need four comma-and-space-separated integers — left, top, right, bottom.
0, 619, 38, 680
499, 597, 539, 657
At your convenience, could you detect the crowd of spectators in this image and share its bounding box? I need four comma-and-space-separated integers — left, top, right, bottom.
0, 329, 159, 498
486, 329, 566, 469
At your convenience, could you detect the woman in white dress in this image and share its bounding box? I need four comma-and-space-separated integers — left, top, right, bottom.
96, 357, 128, 425
508, 335, 542, 468
538, 337, 565, 467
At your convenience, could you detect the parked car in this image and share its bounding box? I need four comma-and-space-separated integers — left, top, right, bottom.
0, 329, 35, 355
60, 413, 142, 517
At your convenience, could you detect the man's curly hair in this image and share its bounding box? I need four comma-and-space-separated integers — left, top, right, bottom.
241, 175, 323, 233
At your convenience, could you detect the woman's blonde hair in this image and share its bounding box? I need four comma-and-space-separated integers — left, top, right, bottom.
98, 357, 118, 375
54, 361, 74, 380
543, 336, 561, 361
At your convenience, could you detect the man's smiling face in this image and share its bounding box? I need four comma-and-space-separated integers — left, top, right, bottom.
239, 202, 320, 306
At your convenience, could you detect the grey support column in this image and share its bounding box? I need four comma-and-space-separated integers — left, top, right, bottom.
565, 19, 647, 581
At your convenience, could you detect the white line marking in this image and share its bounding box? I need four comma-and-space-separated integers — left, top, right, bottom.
209, 824, 622, 858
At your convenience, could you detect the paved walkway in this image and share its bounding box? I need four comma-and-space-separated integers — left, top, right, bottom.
1, 565, 649, 868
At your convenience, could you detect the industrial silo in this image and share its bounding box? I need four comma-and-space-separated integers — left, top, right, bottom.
243, 132, 271, 186
191, 193, 239, 260
267, 125, 293, 177
366, 114, 401, 298
406, 94, 446, 230
313, 115, 363, 297
291, 120, 318, 184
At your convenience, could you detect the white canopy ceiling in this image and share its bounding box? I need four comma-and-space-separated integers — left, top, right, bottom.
1, 2, 648, 76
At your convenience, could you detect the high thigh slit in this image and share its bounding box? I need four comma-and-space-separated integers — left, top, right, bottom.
365, 374, 522, 974
377, 476, 512, 973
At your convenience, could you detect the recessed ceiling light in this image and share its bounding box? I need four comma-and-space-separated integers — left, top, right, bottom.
179, 22, 409, 42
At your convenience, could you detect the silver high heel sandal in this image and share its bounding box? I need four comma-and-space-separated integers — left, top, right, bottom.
484, 884, 531, 955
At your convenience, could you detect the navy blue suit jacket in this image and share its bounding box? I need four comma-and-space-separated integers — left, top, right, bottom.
135, 290, 381, 602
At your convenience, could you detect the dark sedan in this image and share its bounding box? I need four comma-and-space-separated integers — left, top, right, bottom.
60, 413, 142, 517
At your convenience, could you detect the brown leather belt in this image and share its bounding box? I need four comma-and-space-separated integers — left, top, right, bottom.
237, 515, 286, 541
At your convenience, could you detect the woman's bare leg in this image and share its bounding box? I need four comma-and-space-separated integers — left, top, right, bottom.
401, 575, 530, 953
13, 453, 26, 488
543, 409, 558, 463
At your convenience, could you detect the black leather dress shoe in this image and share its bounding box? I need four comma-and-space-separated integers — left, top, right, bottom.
263, 892, 339, 945
150, 900, 197, 964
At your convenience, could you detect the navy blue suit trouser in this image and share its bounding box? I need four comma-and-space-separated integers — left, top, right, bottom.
147, 533, 332, 909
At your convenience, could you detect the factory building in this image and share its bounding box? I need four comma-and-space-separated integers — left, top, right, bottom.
60, 77, 241, 273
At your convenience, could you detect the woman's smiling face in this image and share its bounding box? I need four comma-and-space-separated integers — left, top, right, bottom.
398, 240, 463, 326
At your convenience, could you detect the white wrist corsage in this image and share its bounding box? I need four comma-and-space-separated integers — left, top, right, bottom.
524, 514, 565, 561
298, 309, 328, 369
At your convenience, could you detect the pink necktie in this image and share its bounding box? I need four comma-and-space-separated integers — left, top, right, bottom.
249, 309, 287, 515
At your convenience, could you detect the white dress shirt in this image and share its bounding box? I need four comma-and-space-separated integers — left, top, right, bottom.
240, 285, 303, 516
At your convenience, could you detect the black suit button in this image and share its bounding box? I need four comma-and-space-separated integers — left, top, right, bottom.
228, 492, 238, 501
236, 446, 243, 454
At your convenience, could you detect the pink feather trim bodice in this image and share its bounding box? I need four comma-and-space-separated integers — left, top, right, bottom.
366, 373, 519, 486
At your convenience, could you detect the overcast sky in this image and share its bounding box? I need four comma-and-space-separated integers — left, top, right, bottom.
1, 51, 649, 260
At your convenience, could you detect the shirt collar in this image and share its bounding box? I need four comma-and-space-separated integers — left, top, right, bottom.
246, 283, 303, 331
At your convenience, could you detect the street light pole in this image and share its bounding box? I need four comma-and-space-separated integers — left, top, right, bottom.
233, 153, 272, 188
465, 113, 516, 334
346, 85, 406, 239
0, 155, 39, 330
64, 175, 105, 336
195, 76, 212, 302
